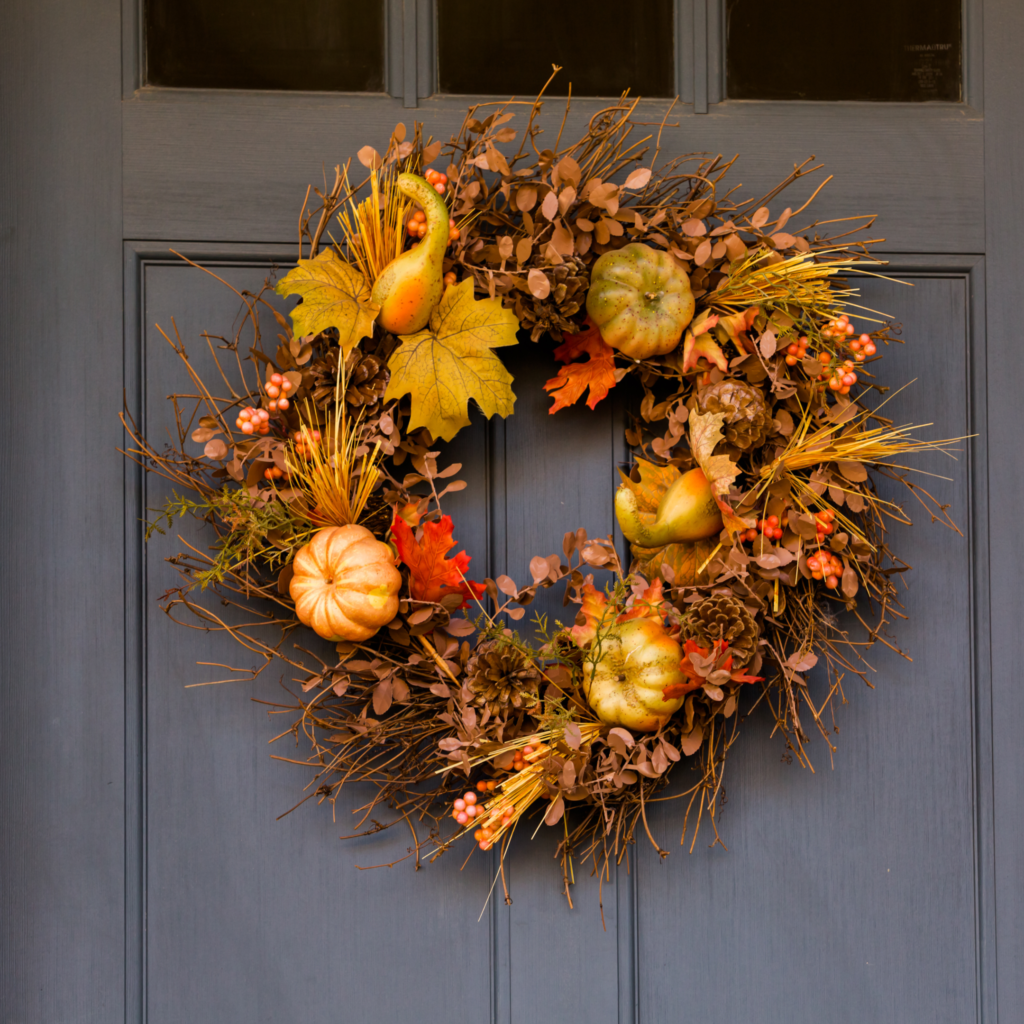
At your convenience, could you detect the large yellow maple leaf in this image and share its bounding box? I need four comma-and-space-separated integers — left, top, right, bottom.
275, 250, 380, 354
384, 279, 519, 442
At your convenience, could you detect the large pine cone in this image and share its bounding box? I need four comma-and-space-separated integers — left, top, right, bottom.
513, 257, 589, 342
465, 641, 542, 717
685, 593, 760, 667
697, 380, 771, 450
311, 336, 393, 411
343, 350, 388, 408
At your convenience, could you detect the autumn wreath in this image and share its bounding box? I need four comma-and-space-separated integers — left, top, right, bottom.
124, 82, 961, 904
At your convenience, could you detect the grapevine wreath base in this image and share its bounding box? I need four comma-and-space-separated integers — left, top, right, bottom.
124, 80, 961, 907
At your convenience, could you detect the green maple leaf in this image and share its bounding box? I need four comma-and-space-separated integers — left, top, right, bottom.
384, 280, 519, 442
275, 250, 379, 354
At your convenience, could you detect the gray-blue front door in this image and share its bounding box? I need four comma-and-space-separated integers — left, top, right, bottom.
3, 3, 1023, 1022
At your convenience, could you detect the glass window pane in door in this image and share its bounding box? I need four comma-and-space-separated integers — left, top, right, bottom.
145, 0, 385, 92
726, 0, 962, 102
437, 0, 674, 97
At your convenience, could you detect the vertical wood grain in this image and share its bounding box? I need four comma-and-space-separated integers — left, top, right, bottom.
0, 1, 125, 1021
635, 273, 982, 1023
135, 259, 495, 1023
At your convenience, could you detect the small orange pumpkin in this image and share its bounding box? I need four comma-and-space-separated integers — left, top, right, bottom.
290, 525, 401, 642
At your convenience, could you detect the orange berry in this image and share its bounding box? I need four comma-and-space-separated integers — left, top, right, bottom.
434, 182, 445, 194
463, 791, 477, 805
277, 397, 289, 410
819, 352, 832, 364
826, 574, 839, 589
270, 372, 283, 385
240, 421, 255, 434
785, 354, 798, 366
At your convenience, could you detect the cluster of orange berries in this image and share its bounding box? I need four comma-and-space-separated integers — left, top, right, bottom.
265, 372, 294, 412
784, 336, 810, 367
826, 358, 860, 394
235, 406, 271, 435
452, 786, 517, 849
292, 428, 321, 458
813, 506, 836, 542
263, 466, 287, 482
423, 167, 448, 194
741, 514, 784, 543
848, 334, 877, 361
808, 549, 844, 589
406, 207, 461, 244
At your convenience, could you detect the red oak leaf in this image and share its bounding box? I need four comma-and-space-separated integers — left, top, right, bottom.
543, 319, 617, 413
662, 638, 763, 700
391, 514, 485, 608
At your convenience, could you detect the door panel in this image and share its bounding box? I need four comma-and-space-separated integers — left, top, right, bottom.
636, 272, 980, 1023
130, 256, 988, 1024
135, 258, 494, 1023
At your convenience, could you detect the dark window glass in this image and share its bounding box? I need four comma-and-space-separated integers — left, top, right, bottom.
726, 0, 962, 102
145, 0, 385, 92
437, 0, 674, 97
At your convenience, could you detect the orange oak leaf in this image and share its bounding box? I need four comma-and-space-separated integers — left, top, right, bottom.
543, 319, 617, 413
662, 639, 763, 700
714, 305, 760, 355
391, 514, 486, 608
570, 583, 612, 646
680, 310, 727, 373
617, 579, 669, 624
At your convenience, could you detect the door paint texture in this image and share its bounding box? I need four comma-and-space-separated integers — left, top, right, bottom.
3, 2, 1022, 1023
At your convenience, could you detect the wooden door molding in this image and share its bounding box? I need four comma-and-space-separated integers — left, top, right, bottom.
122, 247, 995, 1023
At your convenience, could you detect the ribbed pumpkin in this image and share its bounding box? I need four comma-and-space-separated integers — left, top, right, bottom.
583, 618, 687, 732
585, 242, 695, 359
289, 525, 401, 642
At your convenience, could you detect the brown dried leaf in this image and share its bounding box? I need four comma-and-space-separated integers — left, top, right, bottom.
540, 190, 559, 221
528, 268, 551, 299
694, 239, 712, 266
750, 206, 770, 229
357, 145, 382, 169
204, 439, 228, 460
680, 723, 704, 757
837, 460, 868, 482
624, 167, 652, 190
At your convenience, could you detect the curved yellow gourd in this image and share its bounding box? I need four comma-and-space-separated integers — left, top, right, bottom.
615, 467, 722, 548
371, 172, 450, 334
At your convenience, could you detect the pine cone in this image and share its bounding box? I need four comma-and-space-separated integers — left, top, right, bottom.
310, 348, 340, 408
514, 257, 590, 342
310, 334, 394, 412
697, 380, 772, 450
465, 641, 542, 717
685, 594, 760, 667
344, 351, 388, 408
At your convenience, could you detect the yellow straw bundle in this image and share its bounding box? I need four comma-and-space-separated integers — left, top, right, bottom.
336, 166, 409, 285
285, 400, 382, 527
